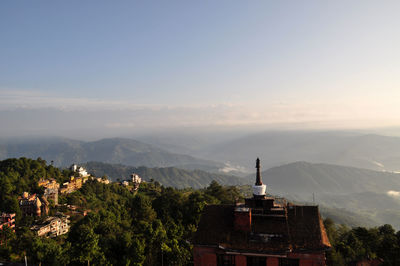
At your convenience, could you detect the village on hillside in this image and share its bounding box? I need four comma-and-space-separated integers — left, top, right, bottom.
1, 164, 142, 239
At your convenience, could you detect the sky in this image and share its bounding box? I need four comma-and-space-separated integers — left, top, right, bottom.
1, 1, 400, 138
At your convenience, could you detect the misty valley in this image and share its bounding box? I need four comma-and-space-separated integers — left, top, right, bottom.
1, 130, 400, 265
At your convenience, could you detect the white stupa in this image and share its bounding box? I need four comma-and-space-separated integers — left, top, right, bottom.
253, 158, 266, 198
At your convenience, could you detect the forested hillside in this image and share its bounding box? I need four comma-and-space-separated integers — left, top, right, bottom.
324, 219, 400, 265
0, 157, 71, 217
0, 158, 243, 265
1, 158, 400, 265
83, 161, 246, 188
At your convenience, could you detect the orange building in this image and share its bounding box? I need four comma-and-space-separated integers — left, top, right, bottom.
60, 176, 85, 194
38, 178, 60, 190
193, 158, 331, 266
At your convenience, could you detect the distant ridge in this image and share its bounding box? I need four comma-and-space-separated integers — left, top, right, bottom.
203, 132, 400, 171
83, 161, 245, 189
255, 161, 400, 196
250, 161, 400, 229
0, 137, 223, 170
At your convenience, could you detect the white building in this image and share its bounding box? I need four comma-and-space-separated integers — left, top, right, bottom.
31, 213, 70, 238
131, 173, 142, 190
70, 164, 89, 177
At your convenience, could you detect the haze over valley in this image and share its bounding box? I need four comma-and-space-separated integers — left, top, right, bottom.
3, 129, 400, 229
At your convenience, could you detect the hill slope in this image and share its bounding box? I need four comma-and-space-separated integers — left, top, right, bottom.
250, 162, 400, 229
257, 161, 400, 196
83, 161, 245, 189
0, 137, 223, 170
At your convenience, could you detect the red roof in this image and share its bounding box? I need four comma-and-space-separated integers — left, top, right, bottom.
194, 201, 331, 254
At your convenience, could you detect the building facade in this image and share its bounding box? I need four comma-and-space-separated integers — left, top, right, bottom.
70, 164, 89, 177
60, 176, 86, 194
38, 178, 60, 205
19, 192, 49, 216
131, 173, 142, 190
193, 158, 331, 266
31, 213, 70, 238
38, 178, 60, 190
44, 187, 59, 205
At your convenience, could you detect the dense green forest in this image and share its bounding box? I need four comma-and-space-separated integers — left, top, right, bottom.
324, 219, 400, 265
1, 158, 400, 265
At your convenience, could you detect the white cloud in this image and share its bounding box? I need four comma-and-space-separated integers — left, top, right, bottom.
387, 190, 400, 198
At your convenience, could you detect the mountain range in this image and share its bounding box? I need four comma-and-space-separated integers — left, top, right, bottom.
0, 137, 223, 171
2, 132, 400, 228
3, 131, 400, 174
207, 132, 400, 172
82, 161, 245, 189
140, 131, 400, 172
251, 161, 400, 229
256, 161, 400, 196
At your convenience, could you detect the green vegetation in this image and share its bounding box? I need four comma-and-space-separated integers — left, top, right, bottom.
60, 180, 243, 265
0, 157, 71, 219
324, 218, 400, 265
0, 158, 242, 265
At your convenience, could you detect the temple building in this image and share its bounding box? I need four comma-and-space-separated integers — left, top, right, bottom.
193, 158, 331, 266
70, 164, 89, 177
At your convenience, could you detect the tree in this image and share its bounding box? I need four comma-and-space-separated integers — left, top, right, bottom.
71, 225, 105, 266
28, 237, 62, 266
0, 225, 15, 247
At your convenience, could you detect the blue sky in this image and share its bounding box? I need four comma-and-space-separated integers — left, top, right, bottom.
1, 1, 400, 137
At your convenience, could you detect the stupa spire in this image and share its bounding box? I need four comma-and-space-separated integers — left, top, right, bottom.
255, 157, 262, 185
